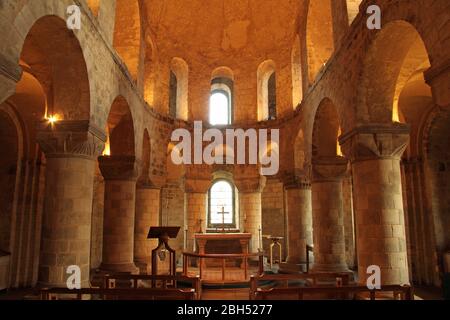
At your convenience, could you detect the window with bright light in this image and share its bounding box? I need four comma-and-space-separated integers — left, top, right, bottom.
209, 91, 230, 125
208, 180, 235, 228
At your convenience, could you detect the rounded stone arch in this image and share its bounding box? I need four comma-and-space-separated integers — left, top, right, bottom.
358, 20, 433, 124
257, 60, 276, 121
143, 34, 158, 106
4, 2, 98, 120
169, 57, 189, 121
114, 0, 142, 81
211, 66, 235, 82
18, 15, 91, 121
306, 0, 334, 84
137, 128, 152, 184
311, 98, 342, 159
106, 95, 136, 157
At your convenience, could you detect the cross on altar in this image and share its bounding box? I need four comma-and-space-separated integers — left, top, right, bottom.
217, 206, 229, 233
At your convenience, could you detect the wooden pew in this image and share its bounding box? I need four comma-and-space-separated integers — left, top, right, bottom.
102, 274, 202, 299
250, 272, 353, 300
39, 287, 196, 300
254, 284, 414, 301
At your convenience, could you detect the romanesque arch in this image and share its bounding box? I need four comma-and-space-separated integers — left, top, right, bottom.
2, 14, 93, 288
114, 0, 142, 81
169, 58, 189, 121
257, 60, 276, 121
312, 98, 341, 159
306, 0, 334, 84
106, 96, 136, 157
359, 21, 432, 123
310, 98, 349, 273
20, 15, 91, 121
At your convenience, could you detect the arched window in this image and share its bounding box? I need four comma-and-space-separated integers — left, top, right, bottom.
268, 72, 277, 120
169, 58, 189, 120
169, 70, 177, 118
257, 60, 277, 121
210, 77, 233, 125
208, 180, 235, 229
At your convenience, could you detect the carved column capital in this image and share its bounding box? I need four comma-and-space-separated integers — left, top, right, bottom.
98, 155, 139, 181
235, 175, 266, 193
339, 123, 410, 163
37, 120, 106, 159
312, 156, 348, 183
184, 178, 211, 194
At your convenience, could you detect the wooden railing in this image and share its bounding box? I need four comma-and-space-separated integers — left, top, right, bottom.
254, 284, 414, 300
182, 251, 264, 283
39, 287, 196, 300
250, 272, 353, 300
102, 274, 202, 299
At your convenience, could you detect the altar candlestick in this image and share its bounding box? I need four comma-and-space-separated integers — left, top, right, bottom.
258, 226, 263, 252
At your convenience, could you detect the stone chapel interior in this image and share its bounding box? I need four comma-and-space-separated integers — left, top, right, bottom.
0, 0, 449, 300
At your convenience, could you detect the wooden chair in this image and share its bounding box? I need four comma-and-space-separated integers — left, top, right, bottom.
254, 284, 414, 301
39, 287, 196, 301
250, 272, 353, 300
102, 274, 202, 299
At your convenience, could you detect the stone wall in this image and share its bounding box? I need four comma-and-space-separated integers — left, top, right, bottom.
262, 179, 287, 261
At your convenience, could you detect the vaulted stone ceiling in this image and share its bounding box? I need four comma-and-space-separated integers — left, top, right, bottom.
143, 0, 302, 67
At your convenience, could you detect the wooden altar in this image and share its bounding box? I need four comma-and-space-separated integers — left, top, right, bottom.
184, 233, 263, 284
194, 233, 252, 255
194, 233, 252, 269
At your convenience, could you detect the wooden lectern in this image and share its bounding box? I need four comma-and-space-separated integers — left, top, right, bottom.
148, 227, 180, 276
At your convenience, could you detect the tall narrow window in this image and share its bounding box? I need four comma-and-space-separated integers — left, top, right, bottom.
208, 180, 235, 228
268, 72, 277, 120
209, 91, 230, 125
257, 60, 276, 121
169, 71, 177, 118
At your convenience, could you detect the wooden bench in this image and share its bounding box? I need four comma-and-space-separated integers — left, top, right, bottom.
254, 284, 414, 300
102, 274, 202, 299
250, 272, 353, 300
39, 287, 196, 300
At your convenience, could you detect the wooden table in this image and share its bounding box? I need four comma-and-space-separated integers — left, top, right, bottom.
194, 233, 252, 268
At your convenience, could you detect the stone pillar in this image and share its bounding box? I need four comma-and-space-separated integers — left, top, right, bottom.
236, 176, 266, 253
285, 183, 313, 266
240, 193, 262, 252
37, 120, 105, 287
185, 192, 207, 252
99, 156, 139, 273
311, 156, 349, 273
134, 185, 160, 273
340, 123, 411, 285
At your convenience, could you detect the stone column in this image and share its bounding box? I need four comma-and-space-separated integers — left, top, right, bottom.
311, 156, 350, 273
340, 123, 411, 285
99, 156, 139, 273
236, 176, 266, 253
37, 120, 105, 287
185, 192, 207, 252
285, 182, 313, 267
134, 184, 161, 273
